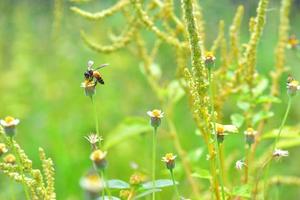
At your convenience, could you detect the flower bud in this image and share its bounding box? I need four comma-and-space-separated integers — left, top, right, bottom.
0, 116, 20, 137
162, 153, 177, 170
90, 149, 107, 170
81, 80, 96, 97
244, 128, 257, 146
202, 51, 216, 69
0, 143, 8, 156
4, 154, 16, 165
147, 109, 164, 128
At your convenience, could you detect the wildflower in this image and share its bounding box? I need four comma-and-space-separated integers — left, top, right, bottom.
0, 116, 20, 137
0, 143, 8, 156
202, 51, 216, 69
119, 190, 131, 199
235, 160, 245, 170
287, 75, 300, 96
3, 154, 16, 164
147, 109, 164, 128
214, 123, 238, 143
87, 60, 94, 68
85, 134, 103, 150
90, 149, 107, 170
81, 80, 96, 97
286, 35, 299, 49
80, 172, 103, 196
244, 128, 257, 146
162, 153, 177, 170
273, 149, 289, 160
129, 172, 146, 185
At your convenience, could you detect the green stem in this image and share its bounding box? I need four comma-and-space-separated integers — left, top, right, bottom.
244, 145, 250, 184
10, 181, 15, 200
152, 127, 157, 200
170, 169, 180, 199
100, 170, 112, 199
91, 96, 100, 136
9, 138, 31, 200
208, 69, 225, 200
263, 96, 292, 198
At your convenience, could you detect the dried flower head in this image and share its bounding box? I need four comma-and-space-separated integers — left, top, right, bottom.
202, 51, 216, 68
129, 172, 146, 185
80, 172, 103, 194
287, 75, 300, 96
162, 153, 177, 170
287, 35, 299, 49
81, 80, 96, 97
147, 109, 164, 128
3, 154, 16, 164
90, 149, 107, 170
244, 127, 257, 145
273, 149, 289, 160
0, 143, 8, 156
0, 116, 20, 137
235, 160, 245, 170
85, 134, 103, 150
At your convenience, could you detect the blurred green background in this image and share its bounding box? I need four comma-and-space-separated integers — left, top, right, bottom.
1, 0, 300, 199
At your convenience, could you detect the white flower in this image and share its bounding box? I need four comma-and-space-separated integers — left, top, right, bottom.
0, 116, 20, 127
80, 172, 103, 193
215, 123, 238, 135
235, 160, 245, 170
273, 149, 289, 158
147, 109, 164, 118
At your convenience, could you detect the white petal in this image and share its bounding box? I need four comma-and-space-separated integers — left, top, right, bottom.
147, 111, 154, 117
224, 125, 238, 133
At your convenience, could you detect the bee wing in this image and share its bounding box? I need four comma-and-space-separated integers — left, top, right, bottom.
94, 64, 109, 70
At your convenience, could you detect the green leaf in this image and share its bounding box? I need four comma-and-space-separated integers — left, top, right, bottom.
262, 125, 300, 139
104, 117, 152, 149
231, 185, 252, 198
237, 101, 250, 111
133, 189, 162, 199
142, 179, 178, 189
230, 113, 245, 128
256, 95, 281, 104
167, 80, 185, 104
97, 196, 120, 200
252, 111, 274, 125
192, 168, 212, 180
106, 179, 130, 189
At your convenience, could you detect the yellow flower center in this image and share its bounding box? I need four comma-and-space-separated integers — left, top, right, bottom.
91, 150, 106, 162
86, 174, 101, 184
288, 38, 298, 46
152, 109, 161, 117
290, 80, 299, 87
205, 52, 215, 60
165, 153, 174, 161
216, 124, 225, 134
5, 116, 15, 123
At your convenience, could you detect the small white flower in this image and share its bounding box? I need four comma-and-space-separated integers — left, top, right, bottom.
0, 116, 20, 127
80, 172, 103, 193
273, 149, 289, 158
147, 109, 164, 118
215, 123, 238, 135
235, 160, 245, 170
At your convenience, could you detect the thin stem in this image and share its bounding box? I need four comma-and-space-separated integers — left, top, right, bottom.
91, 96, 100, 136
263, 96, 292, 198
9, 138, 31, 200
244, 145, 250, 184
10, 181, 15, 200
208, 69, 225, 200
100, 170, 112, 199
219, 143, 226, 184
152, 127, 157, 200
170, 169, 180, 199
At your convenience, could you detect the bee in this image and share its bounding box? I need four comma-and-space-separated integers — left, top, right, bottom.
84, 60, 108, 85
